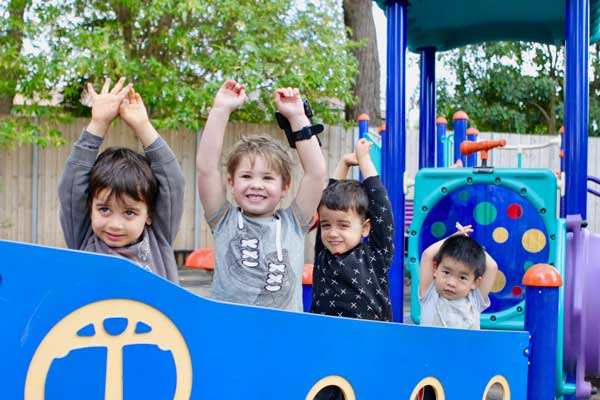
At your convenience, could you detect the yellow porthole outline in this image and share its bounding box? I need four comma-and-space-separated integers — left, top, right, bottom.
482, 375, 511, 400
409, 377, 445, 400
305, 375, 356, 400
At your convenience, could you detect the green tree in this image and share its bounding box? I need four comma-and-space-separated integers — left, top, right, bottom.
23, 0, 358, 133
0, 1, 358, 145
436, 42, 568, 135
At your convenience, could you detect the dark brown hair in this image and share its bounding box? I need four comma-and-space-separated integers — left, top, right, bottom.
318, 179, 369, 220
87, 147, 158, 213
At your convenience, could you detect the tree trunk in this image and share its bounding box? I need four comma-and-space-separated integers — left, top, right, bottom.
343, 0, 382, 127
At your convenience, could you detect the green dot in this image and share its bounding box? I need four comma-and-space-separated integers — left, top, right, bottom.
523, 261, 534, 271
431, 222, 447, 238
473, 202, 497, 225
459, 191, 469, 202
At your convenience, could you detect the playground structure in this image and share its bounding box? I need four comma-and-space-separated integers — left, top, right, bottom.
2, 1, 600, 399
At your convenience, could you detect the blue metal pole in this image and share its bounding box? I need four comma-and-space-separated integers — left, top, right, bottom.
466, 128, 479, 167
384, 0, 406, 323
419, 47, 436, 169
452, 111, 468, 166
358, 114, 370, 181
436, 117, 447, 168
559, 126, 566, 218
565, 0, 589, 219
523, 264, 562, 400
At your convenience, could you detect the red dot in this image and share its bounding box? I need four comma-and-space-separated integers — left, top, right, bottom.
512, 286, 523, 297
507, 203, 523, 219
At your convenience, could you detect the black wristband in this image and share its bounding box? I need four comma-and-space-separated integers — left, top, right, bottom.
285, 124, 324, 148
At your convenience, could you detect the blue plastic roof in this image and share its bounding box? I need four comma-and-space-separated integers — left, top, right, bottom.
374, 0, 600, 52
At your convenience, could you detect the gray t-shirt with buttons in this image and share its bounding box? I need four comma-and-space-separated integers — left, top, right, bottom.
207, 201, 311, 311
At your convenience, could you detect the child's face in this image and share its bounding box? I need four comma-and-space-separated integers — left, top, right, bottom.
318, 206, 370, 255
434, 256, 480, 300
227, 155, 289, 218
90, 189, 151, 248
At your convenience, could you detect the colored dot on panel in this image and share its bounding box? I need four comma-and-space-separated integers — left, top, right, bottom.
493, 227, 509, 243
459, 191, 469, 202
490, 270, 506, 293
523, 261, 534, 271
522, 229, 547, 253
512, 286, 523, 297
507, 203, 523, 219
431, 222, 447, 238
473, 202, 497, 225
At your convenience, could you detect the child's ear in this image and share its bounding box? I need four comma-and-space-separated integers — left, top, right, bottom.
361, 218, 371, 238
281, 182, 291, 197
146, 215, 152, 226
227, 175, 234, 191
472, 276, 483, 290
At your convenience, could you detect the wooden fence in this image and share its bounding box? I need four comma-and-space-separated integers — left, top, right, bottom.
3, 121, 600, 259
0, 119, 355, 262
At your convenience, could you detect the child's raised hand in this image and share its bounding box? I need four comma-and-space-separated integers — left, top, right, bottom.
455, 222, 473, 236
86, 77, 132, 136
213, 80, 246, 113
341, 152, 359, 167
119, 88, 150, 130
274, 87, 303, 117
355, 138, 373, 161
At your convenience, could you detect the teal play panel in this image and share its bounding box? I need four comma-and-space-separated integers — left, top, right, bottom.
374, 0, 600, 52
407, 168, 559, 330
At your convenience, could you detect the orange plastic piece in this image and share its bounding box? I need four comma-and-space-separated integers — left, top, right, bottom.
466, 127, 479, 136
460, 139, 506, 161
378, 123, 386, 133
310, 211, 319, 232
452, 111, 468, 121
303, 264, 314, 285
185, 248, 215, 270
522, 264, 562, 287
560, 149, 565, 158
559, 126, 565, 134
436, 116, 448, 124
357, 113, 370, 121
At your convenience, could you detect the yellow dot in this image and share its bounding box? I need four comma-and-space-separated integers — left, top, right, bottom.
493, 227, 509, 243
491, 270, 506, 293
522, 229, 547, 253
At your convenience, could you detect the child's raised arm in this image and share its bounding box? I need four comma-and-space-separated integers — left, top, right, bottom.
418, 222, 473, 297
59, 77, 132, 249
355, 138, 378, 179
120, 89, 185, 246
197, 80, 246, 218
478, 252, 498, 301
275, 88, 326, 221
333, 152, 358, 180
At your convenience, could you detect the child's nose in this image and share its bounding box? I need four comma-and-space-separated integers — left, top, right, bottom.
107, 216, 124, 230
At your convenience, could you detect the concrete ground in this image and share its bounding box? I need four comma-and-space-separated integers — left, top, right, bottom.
179, 268, 600, 399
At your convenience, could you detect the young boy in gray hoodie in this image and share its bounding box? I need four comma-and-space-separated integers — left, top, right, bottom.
59, 77, 185, 283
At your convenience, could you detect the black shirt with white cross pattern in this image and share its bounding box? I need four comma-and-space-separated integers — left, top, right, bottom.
311, 175, 395, 321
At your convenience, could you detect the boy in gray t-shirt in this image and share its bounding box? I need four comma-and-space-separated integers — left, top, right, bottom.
197, 80, 326, 311
418, 222, 498, 329
59, 78, 184, 284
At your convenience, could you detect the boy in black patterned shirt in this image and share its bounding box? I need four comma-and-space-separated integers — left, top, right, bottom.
311, 138, 395, 321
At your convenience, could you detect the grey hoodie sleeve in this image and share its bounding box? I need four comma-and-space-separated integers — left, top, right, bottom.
58, 129, 103, 249
144, 136, 185, 245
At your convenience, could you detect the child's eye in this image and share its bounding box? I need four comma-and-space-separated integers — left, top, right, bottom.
97, 207, 110, 214
321, 223, 331, 229
264, 176, 275, 181
125, 210, 138, 217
